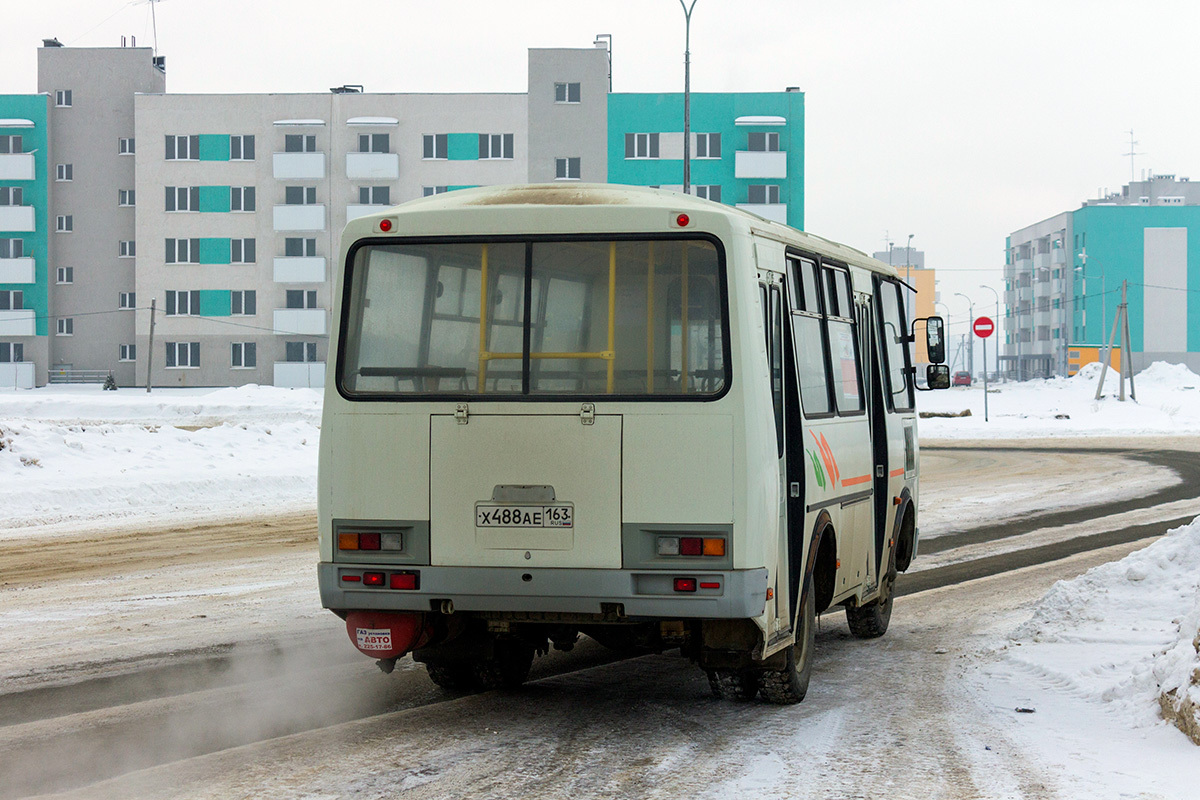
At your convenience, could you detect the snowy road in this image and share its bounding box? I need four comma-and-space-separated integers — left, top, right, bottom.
3, 440, 1198, 799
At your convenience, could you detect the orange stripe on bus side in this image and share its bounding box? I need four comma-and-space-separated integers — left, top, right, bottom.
841, 474, 872, 487
889, 468, 905, 478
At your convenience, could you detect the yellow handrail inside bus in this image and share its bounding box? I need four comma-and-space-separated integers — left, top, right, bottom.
477, 244, 489, 392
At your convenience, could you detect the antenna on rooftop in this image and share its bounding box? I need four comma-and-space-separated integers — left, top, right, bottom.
1123, 129, 1143, 184
133, 0, 167, 56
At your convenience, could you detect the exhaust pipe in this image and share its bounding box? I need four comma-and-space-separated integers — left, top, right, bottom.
345, 610, 433, 660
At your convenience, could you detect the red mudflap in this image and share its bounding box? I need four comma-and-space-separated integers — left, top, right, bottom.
345, 611, 432, 659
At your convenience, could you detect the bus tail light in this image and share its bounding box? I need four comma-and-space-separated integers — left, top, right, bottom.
389, 572, 419, 590
359, 532, 381, 551
338, 533, 359, 551
680, 537, 703, 556
363, 572, 385, 587
339, 530, 404, 552
674, 577, 697, 592
657, 537, 681, 556
702, 538, 725, 556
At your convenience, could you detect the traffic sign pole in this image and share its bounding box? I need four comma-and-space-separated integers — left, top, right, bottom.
973, 316, 995, 422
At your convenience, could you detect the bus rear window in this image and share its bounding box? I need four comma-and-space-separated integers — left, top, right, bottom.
338, 237, 728, 399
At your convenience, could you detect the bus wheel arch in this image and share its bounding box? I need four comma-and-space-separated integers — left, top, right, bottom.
893, 490, 916, 573
810, 516, 837, 616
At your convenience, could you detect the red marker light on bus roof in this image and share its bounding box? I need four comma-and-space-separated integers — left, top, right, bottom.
676, 213, 690, 227
379, 218, 393, 232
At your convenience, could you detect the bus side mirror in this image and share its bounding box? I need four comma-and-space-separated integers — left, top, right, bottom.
923, 316, 946, 364
926, 365, 951, 390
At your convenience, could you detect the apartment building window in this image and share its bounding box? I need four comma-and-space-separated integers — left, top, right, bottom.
0, 290, 23, 310
118, 137, 135, 155
0, 188, 22, 206
747, 132, 780, 152
285, 186, 317, 205
119, 291, 136, 309
358, 186, 390, 205
231, 342, 256, 368
165, 135, 200, 160
230, 134, 255, 160
165, 239, 200, 264
0, 343, 24, 363
118, 189, 135, 207
422, 186, 449, 197
165, 341, 200, 368
56, 163, 73, 181
0, 239, 23, 258
57, 317, 73, 335
231, 238, 256, 264
166, 186, 199, 212
165, 290, 200, 316
285, 341, 319, 362
57, 267, 73, 284
0, 135, 22, 153
747, 185, 780, 204
554, 82, 581, 103
55, 90, 72, 107
695, 133, 721, 158
119, 344, 135, 362
695, 185, 722, 202
285, 134, 317, 153
624, 133, 659, 159
230, 186, 256, 212
231, 290, 257, 315
286, 289, 318, 309
56, 215, 73, 232
554, 157, 581, 180
478, 133, 514, 160
423, 134, 448, 160
119, 240, 135, 258
358, 133, 389, 153
285, 237, 316, 257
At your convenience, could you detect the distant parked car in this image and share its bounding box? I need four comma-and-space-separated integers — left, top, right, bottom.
952, 371, 972, 386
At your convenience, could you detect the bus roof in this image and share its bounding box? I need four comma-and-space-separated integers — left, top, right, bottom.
361, 183, 900, 279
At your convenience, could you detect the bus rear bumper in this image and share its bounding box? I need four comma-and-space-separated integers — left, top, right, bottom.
318, 563, 769, 620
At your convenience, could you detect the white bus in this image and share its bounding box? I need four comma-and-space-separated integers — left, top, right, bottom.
318, 184, 947, 704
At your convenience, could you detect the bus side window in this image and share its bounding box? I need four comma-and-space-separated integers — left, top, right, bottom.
769, 284, 785, 456
824, 266, 863, 415
876, 278, 915, 411
785, 255, 833, 417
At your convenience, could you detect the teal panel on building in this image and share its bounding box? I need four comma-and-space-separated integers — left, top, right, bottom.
198, 134, 230, 162
447, 133, 478, 161
606, 91, 805, 230
0, 94, 51, 337
198, 290, 231, 317
198, 237, 231, 265
1070, 205, 1200, 354
447, 185, 479, 192
198, 185, 230, 213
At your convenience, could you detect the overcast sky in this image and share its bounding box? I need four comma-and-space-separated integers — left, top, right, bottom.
4, 0, 1199, 329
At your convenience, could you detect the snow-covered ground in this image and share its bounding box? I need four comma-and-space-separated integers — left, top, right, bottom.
3, 365, 1199, 795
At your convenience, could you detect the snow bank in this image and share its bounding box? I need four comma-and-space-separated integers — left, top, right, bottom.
1009, 515, 1200, 734
918, 360, 1200, 438
0, 386, 321, 538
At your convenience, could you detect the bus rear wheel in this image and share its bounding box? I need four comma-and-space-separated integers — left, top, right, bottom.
707, 669, 761, 701
845, 572, 894, 639
760, 583, 815, 705
424, 638, 535, 691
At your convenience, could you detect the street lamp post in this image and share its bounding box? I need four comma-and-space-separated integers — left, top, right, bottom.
679, 0, 698, 195
954, 292, 975, 377
979, 284, 1000, 380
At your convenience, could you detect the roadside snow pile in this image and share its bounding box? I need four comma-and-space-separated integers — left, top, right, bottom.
0, 385, 322, 538
1007, 516, 1200, 737
918, 360, 1200, 438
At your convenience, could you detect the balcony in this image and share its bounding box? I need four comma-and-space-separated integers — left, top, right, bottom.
1033, 253, 1051, 269
0, 309, 36, 336
1052, 248, 1066, 264
0, 362, 34, 389
0, 257, 35, 283
1013, 257, 1032, 272
273, 256, 326, 283
735, 203, 787, 225
273, 204, 326, 231
0, 206, 35, 232
273, 308, 326, 336
346, 152, 399, 180
734, 151, 787, 179
0, 153, 35, 181
272, 152, 326, 180
273, 362, 325, 389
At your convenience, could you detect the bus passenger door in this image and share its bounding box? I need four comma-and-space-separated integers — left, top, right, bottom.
859, 300, 890, 580
761, 279, 794, 635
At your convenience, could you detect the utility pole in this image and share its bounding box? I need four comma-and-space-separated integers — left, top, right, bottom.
145, 299, 156, 393
679, 0, 698, 195
1123, 130, 1143, 184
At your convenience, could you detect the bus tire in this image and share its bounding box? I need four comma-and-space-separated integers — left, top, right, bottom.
474, 638, 535, 690
425, 662, 476, 691
760, 582, 816, 705
845, 572, 894, 639
706, 669, 760, 702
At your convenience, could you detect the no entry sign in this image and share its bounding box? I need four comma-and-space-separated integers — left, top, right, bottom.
973, 316, 995, 338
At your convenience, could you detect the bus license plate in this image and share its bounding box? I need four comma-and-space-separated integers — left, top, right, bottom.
476, 504, 574, 528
